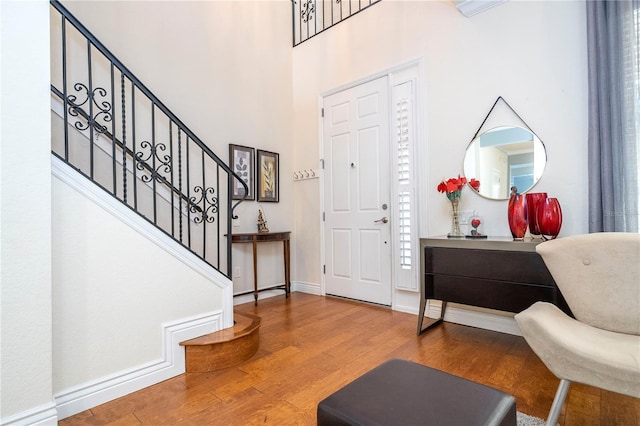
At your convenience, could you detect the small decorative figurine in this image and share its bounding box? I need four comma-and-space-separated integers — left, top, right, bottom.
257, 209, 269, 234
466, 213, 487, 239
471, 217, 482, 235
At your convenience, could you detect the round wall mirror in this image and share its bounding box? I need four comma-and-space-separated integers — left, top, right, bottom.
463, 126, 546, 200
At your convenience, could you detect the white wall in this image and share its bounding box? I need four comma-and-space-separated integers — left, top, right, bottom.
0, 1, 56, 423
292, 0, 589, 308
60, 0, 295, 296
51, 174, 225, 392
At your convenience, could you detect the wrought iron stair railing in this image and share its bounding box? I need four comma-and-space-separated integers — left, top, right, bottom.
292, 0, 382, 46
50, 0, 248, 278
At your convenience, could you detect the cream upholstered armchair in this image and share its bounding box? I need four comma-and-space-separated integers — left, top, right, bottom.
515, 232, 640, 426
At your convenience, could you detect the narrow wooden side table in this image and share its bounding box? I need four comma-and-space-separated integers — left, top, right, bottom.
231, 231, 291, 305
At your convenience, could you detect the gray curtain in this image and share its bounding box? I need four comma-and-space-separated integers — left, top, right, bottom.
587, 0, 639, 232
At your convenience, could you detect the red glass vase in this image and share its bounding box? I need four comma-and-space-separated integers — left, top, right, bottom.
537, 197, 562, 240
525, 192, 547, 240
508, 192, 527, 241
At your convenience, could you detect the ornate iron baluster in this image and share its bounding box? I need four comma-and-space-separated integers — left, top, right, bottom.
132, 84, 138, 210
186, 136, 192, 248
110, 64, 116, 196
151, 104, 157, 223
301, 0, 315, 22
201, 152, 206, 259
66, 83, 113, 135
62, 15, 69, 161
189, 186, 218, 225
87, 40, 94, 178
135, 141, 171, 184
120, 74, 127, 203
169, 121, 175, 237
292, 0, 379, 46
178, 129, 183, 243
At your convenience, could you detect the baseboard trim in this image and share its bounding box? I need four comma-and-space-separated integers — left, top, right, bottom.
1, 402, 58, 426
292, 281, 321, 295
54, 310, 224, 420
232, 288, 288, 305
231, 282, 322, 306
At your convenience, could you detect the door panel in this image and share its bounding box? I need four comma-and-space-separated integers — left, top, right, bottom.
359, 230, 382, 282
357, 126, 381, 210
330, 133, 351, 211
323, 76, 391, 306
331, 229, 352, 278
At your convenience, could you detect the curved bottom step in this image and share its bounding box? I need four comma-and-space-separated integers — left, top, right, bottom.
180, 312, 261, 372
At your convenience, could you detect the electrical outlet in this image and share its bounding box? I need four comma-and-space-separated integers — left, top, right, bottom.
234, 267, 241, 278
233, 218, 240, 227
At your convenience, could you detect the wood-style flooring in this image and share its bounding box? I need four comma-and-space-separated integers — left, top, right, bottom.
60, 292, 639, 425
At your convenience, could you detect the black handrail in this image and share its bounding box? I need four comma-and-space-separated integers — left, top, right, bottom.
50, 0, 249, 277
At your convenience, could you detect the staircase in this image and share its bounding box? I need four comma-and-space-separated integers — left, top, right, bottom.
49, 0, 260, 380
49, 0, 249, 277
181, 312, 261, 372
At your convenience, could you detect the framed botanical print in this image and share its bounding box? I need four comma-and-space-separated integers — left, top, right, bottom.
257, 149, 279, 202
229, 144, 254, 200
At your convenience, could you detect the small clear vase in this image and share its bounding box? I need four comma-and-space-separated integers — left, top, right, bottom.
447, 197, 464, 238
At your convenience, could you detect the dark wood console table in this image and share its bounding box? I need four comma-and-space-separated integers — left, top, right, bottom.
231, 231, 291, 305
418, 237, 570, 335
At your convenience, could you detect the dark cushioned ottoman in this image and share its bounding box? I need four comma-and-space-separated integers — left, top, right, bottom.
317, 359, 516, 426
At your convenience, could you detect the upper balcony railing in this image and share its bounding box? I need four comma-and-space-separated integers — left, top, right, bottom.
292, 0, 382, 46
49, 0, 248, 278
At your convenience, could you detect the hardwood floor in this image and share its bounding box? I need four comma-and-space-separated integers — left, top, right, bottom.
60, 293, 639, 425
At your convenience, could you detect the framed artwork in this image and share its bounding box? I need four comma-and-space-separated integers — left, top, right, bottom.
229, 144, 254, 200
257, 149, 279, 202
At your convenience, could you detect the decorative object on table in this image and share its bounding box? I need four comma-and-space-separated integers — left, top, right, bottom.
525, 192, 548, 240
536, 197, 562, 240
229, 144, 255, 200
466, 213, 487, 239
437, 175, 467, 238
257, 209, 269, 233
257, 150, 279, 202
507, 186, 528, 241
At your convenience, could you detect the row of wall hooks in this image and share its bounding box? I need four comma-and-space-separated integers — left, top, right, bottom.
293, 169, 319, 181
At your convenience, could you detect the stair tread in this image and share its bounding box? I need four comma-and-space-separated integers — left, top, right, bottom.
180, 312, 260, 346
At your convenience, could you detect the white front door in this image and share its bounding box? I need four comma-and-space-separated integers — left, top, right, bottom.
323, 76, 391, 306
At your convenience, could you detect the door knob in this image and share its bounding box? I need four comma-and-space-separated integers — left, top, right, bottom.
374, 217, 389, 224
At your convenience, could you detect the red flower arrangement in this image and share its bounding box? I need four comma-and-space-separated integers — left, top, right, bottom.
437, 175, 467, 201
469, 178, 480, 191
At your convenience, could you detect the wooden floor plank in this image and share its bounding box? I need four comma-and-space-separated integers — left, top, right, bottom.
59, 293, 639, 425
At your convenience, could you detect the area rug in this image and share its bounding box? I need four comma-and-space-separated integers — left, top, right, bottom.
517, 411, 546, 426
